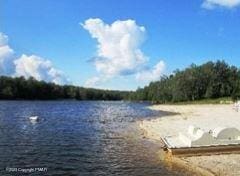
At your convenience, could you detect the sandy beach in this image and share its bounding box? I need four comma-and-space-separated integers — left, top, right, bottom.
138, 104, 240, 176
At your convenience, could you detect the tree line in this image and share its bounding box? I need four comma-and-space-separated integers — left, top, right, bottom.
129, 60, 240, 103
0, 76, 131, 100
0, 60, 239, 102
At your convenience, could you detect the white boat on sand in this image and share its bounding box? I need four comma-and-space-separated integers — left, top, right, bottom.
163, 125, 240, 156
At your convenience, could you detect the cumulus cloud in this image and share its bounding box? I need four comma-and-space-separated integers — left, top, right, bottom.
14, 54, 68, 84
202, 0, 240, 9
136, 61, 165, 82
82, 18, 165, 87
0, 33, 68, 84
0, 33, 15, 75
82, 18, 147, 76
84, 76, 102, 87
82, 19, 147, 84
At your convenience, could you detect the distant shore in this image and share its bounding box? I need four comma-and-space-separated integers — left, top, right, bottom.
138, 104, 240, 176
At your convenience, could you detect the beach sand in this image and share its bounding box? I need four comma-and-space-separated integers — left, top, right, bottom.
138, 104, 240, 176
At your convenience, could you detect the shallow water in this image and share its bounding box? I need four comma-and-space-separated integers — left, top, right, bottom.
0, 101, 187, 175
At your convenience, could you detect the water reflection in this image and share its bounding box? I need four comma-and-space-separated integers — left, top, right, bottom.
0, 101, 187, 175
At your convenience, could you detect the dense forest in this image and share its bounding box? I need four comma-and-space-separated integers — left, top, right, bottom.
0, 76, 130, 100
130, 60, 240, 103
0, 61, 239, 102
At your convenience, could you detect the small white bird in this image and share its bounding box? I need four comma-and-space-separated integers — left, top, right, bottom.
29, 116, 39, 122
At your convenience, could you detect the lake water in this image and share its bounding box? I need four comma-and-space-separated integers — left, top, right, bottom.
0, 101, 187, 176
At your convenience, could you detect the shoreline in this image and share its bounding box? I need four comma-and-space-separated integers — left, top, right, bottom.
138, 104, 240, 176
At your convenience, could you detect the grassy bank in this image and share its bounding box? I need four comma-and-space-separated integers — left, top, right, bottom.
166, 97, 233, 105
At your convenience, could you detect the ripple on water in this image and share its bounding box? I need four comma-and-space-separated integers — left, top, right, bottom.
0, 101, 188, 175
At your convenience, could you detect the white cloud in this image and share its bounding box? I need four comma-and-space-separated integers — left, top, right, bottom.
202, 0, 240, 9
84, 74, 114, 88
84, 76, 102, 87
82, 18, 165, 87
82, 19, 148, 84
136, 61, 165, 82
14, 54, 68, 84
0, 33, 8, 46
0, 33, 15, 75
0, 33, 68, 84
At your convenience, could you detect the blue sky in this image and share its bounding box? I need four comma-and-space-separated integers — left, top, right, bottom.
1, 0, 240, 90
